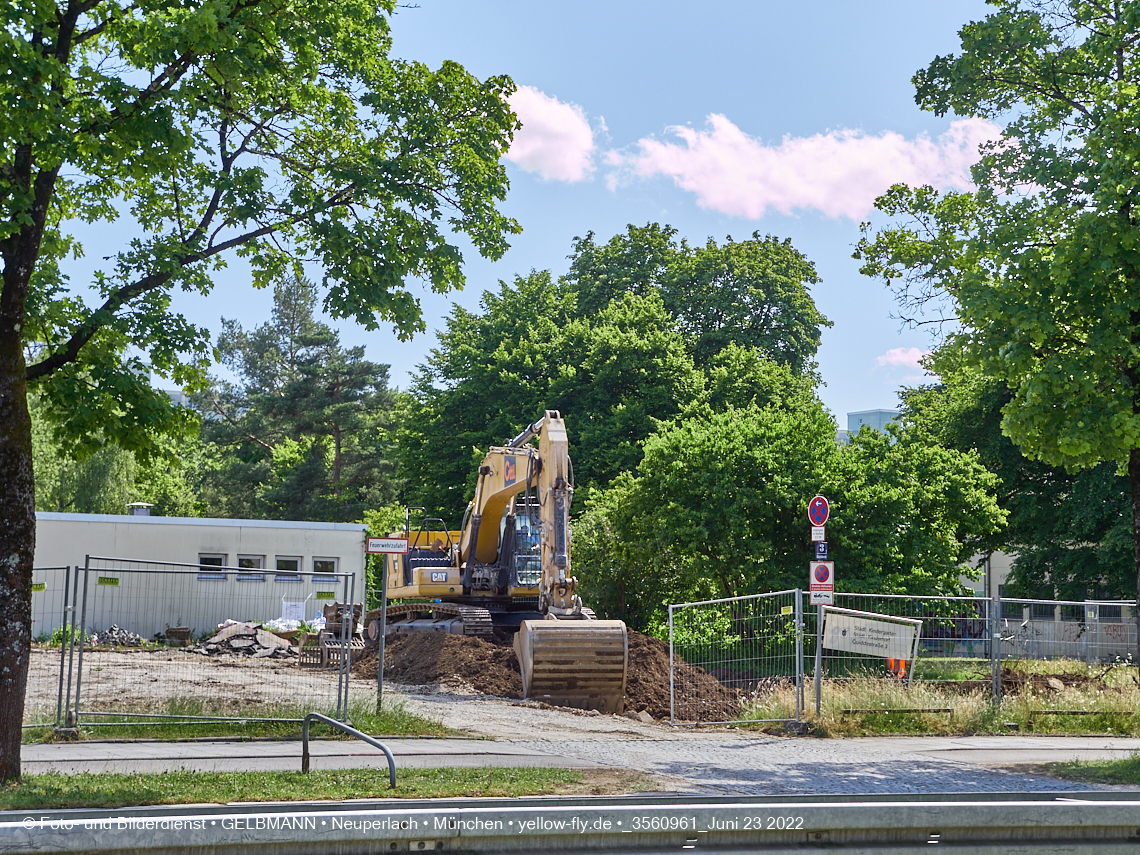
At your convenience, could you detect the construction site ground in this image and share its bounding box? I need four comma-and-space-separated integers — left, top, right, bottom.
22, 635, 1140, 795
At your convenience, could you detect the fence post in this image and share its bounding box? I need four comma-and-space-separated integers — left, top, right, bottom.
1085, 602, 1098, 670
54, 565, 71, 727
668, 604, 675, 727
794, 588, 804, 722
990, 593, 1001, 705
70, 557, 92, 727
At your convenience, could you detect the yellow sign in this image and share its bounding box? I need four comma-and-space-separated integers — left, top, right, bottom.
97, 577, 119, 587
781, 605, 793, 615
315, 591, 336, 600
31, 583, 45, 593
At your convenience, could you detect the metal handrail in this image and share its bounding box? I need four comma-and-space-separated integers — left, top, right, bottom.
301, 712, 396, 788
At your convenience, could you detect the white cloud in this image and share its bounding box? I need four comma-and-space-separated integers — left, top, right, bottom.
876, 347, 929, 369
608, 115, 1001, 219
505, 85, 596, 182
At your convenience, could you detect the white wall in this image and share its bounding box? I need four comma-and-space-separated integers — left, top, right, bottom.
33, 513, 366, 639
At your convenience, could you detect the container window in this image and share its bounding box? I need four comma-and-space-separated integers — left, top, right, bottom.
198, 553, 226, 581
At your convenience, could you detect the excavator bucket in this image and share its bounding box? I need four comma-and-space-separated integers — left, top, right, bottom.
514, 619, 628, 713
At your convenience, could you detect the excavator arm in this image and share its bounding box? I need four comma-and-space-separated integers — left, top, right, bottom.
458, 410, 580, 613
457, 410, 627, 712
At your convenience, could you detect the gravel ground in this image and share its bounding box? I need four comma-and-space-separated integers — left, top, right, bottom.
25, 646, 369, 717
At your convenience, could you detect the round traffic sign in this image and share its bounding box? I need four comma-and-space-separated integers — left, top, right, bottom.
808, 495, 830, 527
814, 563, 831, 583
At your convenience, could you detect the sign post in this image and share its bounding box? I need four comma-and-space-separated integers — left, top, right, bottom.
365, 536, 407, 712
807, 495, 830, 717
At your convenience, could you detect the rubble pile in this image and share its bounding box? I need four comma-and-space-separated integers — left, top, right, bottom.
89, 625, 142, 647
186, 622, 296, 660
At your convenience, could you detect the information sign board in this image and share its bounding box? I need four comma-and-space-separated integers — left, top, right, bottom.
822, 610, 920, 660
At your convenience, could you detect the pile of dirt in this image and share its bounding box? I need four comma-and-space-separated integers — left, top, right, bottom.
352, 628, 740, 721
355, 633, 524, 698
624, 631, 740, 721
1000, 666, 1112, 694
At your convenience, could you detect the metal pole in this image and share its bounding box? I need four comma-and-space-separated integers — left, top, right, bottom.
794, 589, 804, 722
906, 622, 919, 692
377, 555, 389, 714
336, 573, 353, 721
71, 558, 92, 728
63, 562, 82, 728
991, 593, 1001, 704
668, 604, 675, 727
55, 565, 71, 727
1086, 603, 1097, 670
813, 604, 823, 716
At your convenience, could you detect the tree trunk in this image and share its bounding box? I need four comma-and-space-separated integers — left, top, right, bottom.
0, 295, 34, 783
1131, 448, 1140, 674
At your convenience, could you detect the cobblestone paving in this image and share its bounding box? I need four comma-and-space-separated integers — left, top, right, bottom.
505, 735, 1103, 796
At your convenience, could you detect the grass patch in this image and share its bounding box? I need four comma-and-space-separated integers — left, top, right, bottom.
0, 767, 649, 810
1038, 751, 1140, 785
737, 658, 1140, 737
24, 698, 452, 743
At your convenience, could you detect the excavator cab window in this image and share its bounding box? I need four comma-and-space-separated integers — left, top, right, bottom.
514, 498, 541, 587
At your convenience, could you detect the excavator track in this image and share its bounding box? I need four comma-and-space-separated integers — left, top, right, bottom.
364, 603, 494, 640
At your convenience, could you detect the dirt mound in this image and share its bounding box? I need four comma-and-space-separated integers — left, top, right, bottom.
353, 628, 740, 721
355, 634, 523, 698
624, 631, 739, 720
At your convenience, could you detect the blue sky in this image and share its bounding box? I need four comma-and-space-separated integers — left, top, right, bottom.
69, 0, 995, 424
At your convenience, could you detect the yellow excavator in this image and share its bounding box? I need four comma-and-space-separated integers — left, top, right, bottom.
365, 411, 628, 712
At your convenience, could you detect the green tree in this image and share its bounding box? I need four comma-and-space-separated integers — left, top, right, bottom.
397, 271, 574, 520
399, 224, 830, 522
577, 399, 1003, 633
855, 0, 1140, 660
576, 403, 839, 631
902, 357, 1133, 601
661, 234, 829, 372
566, 225, 830, 372
398, 273, 704, 520
1, 0, 519, 779
197, 275, 399, 521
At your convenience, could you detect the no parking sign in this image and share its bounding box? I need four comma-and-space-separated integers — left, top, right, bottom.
808, 495, 830, 527
809, 560, 834, 605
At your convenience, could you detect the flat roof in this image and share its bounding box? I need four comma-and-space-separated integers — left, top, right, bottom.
36, 512, 366, 532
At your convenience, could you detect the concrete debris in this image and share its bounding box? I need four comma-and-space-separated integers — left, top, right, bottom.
186, 625, 297, 659
89, 625, 142, 647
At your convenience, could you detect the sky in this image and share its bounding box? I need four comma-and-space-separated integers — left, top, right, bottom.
67, 0, 996, 425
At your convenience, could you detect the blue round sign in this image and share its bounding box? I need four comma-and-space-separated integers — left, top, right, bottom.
808, 495, 830, 527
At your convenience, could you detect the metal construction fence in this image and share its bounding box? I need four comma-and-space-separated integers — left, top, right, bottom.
670, 591, 1139, 724
668, 589, 803, 725
55, 556, 360, 727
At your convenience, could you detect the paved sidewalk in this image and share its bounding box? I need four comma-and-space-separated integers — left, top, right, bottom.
22, 738, 593, 775
22, 734, 1140, 795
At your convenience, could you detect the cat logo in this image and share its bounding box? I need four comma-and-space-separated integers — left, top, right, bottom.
504, 456, 516, 485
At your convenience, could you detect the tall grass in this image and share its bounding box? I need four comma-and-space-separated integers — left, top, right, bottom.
740, 659, 1140, 736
